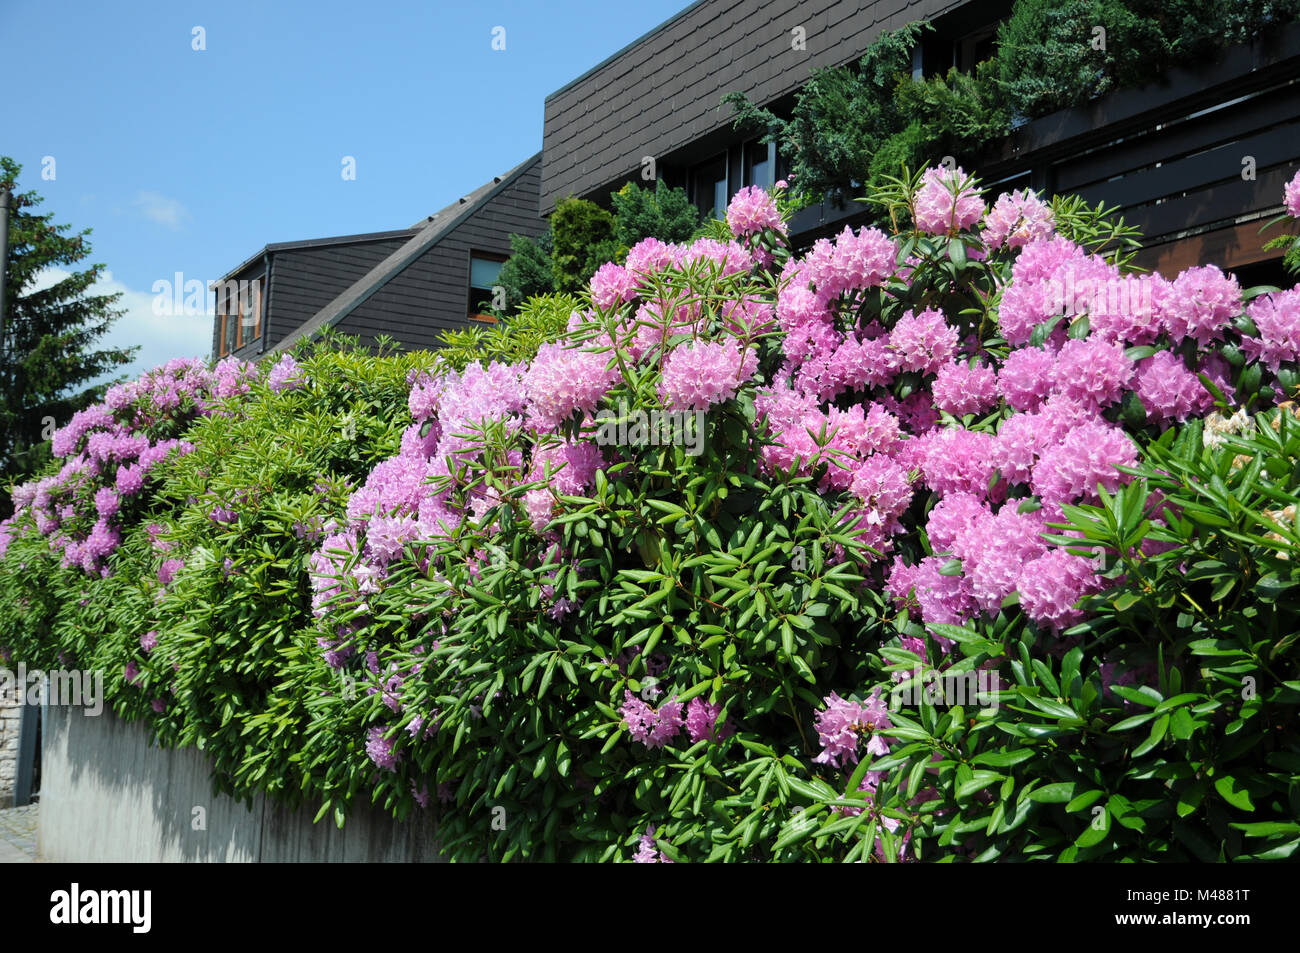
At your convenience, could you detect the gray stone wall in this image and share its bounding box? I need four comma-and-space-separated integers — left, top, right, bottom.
0, 693, 21, 806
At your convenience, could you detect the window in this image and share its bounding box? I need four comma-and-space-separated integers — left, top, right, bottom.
467, 252, 507, 322
690, 154, 728, 220
239, 279, 262, 348
955, 26, 999, 73
215, 276, 262, 356
223, 285, 237, 355
743, 139, 775, 190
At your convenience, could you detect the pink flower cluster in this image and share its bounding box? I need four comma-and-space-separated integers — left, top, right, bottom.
6, 356, 258, 575
620, 690, 686, 749
1240, 288, 1300, 373
266, 353, 306, 393
998, 239, 1244, 353
913, 166, 985, 235
726, 184, 785, 237
812, 691, 892, 768
1285, 168, 1300, 220
658, 341, 757, 412
632, 826, 674, 863
982, 188, 1055, 250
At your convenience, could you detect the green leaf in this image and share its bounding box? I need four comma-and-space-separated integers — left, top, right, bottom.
1028, 782, 1078, 803
1130, 714, 1168, 758
956, 771, 1004, 800
1074, 804, 1110, 848
937, 558, 963, 577
1176, 779, 1209, 818
1065, 789, 1105, 812
1213, 776, 1255, 812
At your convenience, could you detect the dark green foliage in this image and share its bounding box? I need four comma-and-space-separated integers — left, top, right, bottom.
892, 61, 1010, 162
724, 22, 926, 205
609, 181, 700, 248
493, 229, 556, 313
551, 197, 619, 295
996, 0, 1171, 119
0, 156, 137, 512
867, 123, 935, 190
1130, 0, 1300, 51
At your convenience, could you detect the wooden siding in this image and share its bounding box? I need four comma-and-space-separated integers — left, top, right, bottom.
977, 20, 1300, 276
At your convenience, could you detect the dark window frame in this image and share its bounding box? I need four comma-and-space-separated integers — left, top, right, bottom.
467, 250, 509, 323
690, 152, 729, 221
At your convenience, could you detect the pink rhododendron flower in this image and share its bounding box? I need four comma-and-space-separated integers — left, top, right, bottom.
1032, 421, 1138, 506
590, 262, 639, 310
889, 308, 959, 374
804, 226, 895, 296
684, 697, 733, 743
1164, 265, 1241, 346
157, 558, 184, 587
812, 690, 892, 768
1050, 337, 1134, 410
365, 726, 401, 771
1285, 168, 1300, 219
932, 360, 999, 416
1240, 287, 1300, 373
913, 166, 985, 235
625, 237, 677, 278
620, 690, 685, 749
726, 185, 784, 236
982, 188, 1054, 250
997, 346, 1057, 411
267, 353, 305, 393
659, 340, 758, 411
633, 826, 674, 863
524, 343, 617, 430
1136, 351, 1212, 424
1018, 549, 1100, 631
913, 427, 1000, 498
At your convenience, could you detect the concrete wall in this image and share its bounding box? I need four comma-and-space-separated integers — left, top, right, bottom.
38, 705, 445, 863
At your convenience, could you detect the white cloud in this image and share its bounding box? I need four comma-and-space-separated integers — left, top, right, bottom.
31, 267, 213, 386
134, 191, 190, 230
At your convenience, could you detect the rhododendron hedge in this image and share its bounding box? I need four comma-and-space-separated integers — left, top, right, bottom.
2, 170, 1299, 862
302, 171, 1300, 861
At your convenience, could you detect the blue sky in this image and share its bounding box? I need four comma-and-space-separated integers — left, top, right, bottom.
0, 0, 692, 379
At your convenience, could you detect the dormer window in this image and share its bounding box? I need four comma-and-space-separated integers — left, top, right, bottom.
468, 252, 507, 322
